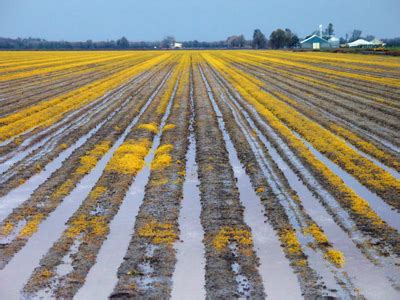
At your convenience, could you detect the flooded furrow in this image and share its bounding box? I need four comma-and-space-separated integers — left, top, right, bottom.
110, 57, 193, 298
0, 60, 154, 151
294, 132, 400, 228
0, 125, 101, 222
0, 68, 155, 171
0, 70, 173, 299
0, 69, 173, 270
192, 64, 265, 299
76, 72, 179, 299
0, 68, 168, 220
20, 67, 177, 298
241, 61, 399, 127
0, 68, 115, 117
202, 65, 356, 297
171, 71, 206, 300
206, 64, 400, 293
0, 138, 119, 299
235, 61, 400, 153
200, 66, 303, 299
221, 86, 399, 298
344, 141, 400, 179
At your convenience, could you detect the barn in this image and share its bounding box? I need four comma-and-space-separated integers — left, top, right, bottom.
300, 35, 330, 49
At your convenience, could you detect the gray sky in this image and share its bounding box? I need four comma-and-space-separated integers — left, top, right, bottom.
0, 0, 399, 41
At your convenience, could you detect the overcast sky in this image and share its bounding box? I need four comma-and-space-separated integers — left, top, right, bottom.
0, 0, 399, 41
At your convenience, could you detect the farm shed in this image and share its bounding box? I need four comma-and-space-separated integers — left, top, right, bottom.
371, 39, 385, 47
300, 35, 330, 49
347, 39, 373, 48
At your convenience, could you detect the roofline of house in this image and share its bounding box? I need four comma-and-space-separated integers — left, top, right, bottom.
300, 34, 328, 44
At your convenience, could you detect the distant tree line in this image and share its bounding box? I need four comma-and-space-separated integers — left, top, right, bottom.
1, 28, 399, 50
0, 36, 159, 50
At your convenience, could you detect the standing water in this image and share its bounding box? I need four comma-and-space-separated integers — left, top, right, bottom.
75, 75, 177, 299
171, 80, 206, 300
200, 67, 303, 299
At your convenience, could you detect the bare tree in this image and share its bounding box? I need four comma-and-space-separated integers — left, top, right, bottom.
350, 30, 362, 42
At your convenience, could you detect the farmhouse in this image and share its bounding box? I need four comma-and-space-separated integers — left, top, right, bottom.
300, 35, 330, 49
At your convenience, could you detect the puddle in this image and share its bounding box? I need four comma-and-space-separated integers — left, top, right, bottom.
136, 245, 161, 291
56, 239, 81, 277
229, 244, 251, 297
171, 80, 206, 300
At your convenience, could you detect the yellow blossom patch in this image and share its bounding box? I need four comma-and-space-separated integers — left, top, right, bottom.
65, 214, 108, 239
162, 124, 176, 132
212, 226, 253, 253
138, 123, 158, 133
152, 178, 169, 186
280, 229, 302, 254
304, 224, 329, 245
256, 187, 265, 193
39, 268, 54, 279
14, 137, 22, 145
89, 186, 107, 200
177, 169, 186, 177
75, 141, 111, 175
324, 248, 345, 268
1, 222, 14, 236
138, 221, 177, 245
293, 259, 307, 267
151, 144, 173, 170
53, 179, 74, 198
151, 154, 172, 170
205, 165, 214, 172
155, 144, 174, 156
18, 213, 45, 238
106, 139, 151, 175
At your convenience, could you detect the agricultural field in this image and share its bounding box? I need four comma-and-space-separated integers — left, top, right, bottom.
0, 50, 399, 299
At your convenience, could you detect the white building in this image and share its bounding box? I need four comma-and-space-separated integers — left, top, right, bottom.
173, 42, 183, 49
370, 39, 385, 47
347, 39, 373, 48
